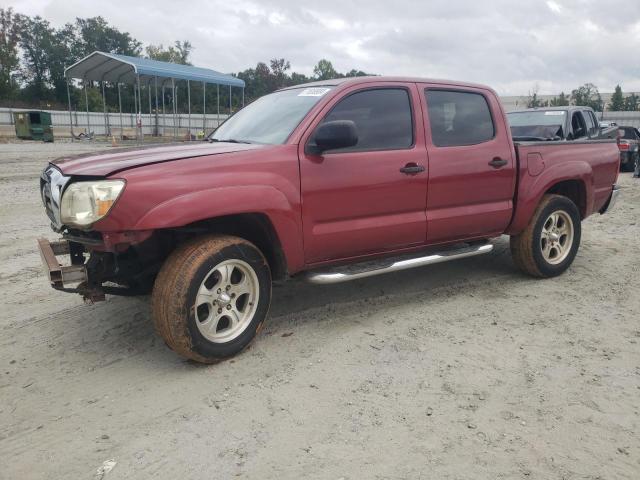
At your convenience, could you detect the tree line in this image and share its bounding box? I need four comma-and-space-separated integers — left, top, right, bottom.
0, 8, 371, 112
526, 82, 639, 112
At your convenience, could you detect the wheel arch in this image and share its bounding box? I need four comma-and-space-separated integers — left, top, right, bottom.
544, 179, 587, 219
179, 213, 289, 281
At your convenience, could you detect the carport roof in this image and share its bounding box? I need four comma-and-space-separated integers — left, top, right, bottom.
64, 51, 245, 87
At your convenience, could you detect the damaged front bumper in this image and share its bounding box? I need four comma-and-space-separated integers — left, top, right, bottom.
37, 238, 87, 288
37, 234, 160, 302
37, 238, 106, 302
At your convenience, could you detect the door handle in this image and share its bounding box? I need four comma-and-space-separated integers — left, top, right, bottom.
400, 163, 426, 175
488, 157, 508, 168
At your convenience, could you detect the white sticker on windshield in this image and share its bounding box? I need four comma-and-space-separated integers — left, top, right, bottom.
544, 111, 566, 115
298, 88, 331, 97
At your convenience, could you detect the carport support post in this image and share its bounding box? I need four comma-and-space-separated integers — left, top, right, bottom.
154, 77, 159, 137
101, 81, 109, 138
148, 80, 152, 133
172, 78, 177, 139
66, 78, 74, 140
136, 74, 142, 143
133, 81, 137, 138
229, 85, 232, 115
117, 82, 123, 141
84, 79, 90, 137
217, 84, 220, 128
161, 82, 166, 137
202, 81, 206, 133
187, 79, 191, 141
242, 87, 244, 107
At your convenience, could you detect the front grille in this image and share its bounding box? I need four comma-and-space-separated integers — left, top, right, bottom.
40, 165, 70, 231
41, 177, 56, 224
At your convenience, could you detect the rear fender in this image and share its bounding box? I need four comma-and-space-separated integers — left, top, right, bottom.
507, 161, 593, 234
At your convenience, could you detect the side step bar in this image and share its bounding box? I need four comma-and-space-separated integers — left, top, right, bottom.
306, 243, 494, 285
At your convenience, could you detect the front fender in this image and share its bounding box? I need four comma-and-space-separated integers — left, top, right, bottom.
134, 185, 305, 272
507, 160, 593, 234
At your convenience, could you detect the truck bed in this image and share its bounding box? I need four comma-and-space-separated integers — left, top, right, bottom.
507, 139, 620, 234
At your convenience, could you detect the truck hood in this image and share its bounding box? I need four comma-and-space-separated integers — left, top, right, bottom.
52, 142, 266, 176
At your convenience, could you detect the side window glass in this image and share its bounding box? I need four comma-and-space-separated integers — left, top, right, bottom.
583, 110, 594, 135
571, 112, 587, 138
590, 112, 599, 135
320, 88, 413, 152
425, 90, 495, 147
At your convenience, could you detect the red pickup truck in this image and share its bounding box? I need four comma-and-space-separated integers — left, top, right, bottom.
38, 77, 620, 363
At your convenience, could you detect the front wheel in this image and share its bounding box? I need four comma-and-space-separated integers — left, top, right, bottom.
151, 235, 271, 363
510, 194, 581, 278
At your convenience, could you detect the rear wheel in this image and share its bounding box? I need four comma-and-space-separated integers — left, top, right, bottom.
510, 194, 581, 278
152, 235, 271, 363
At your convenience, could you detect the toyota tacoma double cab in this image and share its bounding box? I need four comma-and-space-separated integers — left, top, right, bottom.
38, 77, 621, 363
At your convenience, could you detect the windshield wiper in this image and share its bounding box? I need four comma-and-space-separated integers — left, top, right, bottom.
207, 138, 252, 144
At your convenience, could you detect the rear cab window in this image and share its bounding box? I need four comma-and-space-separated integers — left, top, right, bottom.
424, 90, 495, 147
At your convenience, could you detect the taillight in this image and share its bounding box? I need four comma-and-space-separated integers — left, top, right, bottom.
618, 141, 630, 151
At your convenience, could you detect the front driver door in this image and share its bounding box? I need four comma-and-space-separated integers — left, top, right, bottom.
299, 83, 429, 264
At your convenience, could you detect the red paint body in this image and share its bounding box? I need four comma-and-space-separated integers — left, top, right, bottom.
53, 77, 620, 275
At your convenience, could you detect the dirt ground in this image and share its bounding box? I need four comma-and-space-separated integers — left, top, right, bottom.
0, 141, 638, 480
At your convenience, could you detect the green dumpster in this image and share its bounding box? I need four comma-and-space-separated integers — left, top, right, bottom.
13, 111, 54, 142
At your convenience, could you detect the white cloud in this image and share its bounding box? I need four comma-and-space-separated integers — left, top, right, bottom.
546, 1, 563, 14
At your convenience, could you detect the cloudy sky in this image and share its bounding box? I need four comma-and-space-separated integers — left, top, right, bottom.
7, 0, 640, 95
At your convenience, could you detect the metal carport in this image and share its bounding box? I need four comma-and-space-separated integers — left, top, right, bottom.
64, 51, 245, 141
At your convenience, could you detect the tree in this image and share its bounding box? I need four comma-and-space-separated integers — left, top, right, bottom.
48, 25, 76, 104
608, 85, 624, 111
269, 58, 290, 88
71, 17, 141, 57
549, 92, 569, 106
345, 69, 369, 77
313, 59, 337, 80
526, 85, 546, 108
571, 83, 603, 111
624, 93, 639, 112
16, 15, 56, 101
527, 92, 544, 108
147, 40, 192, 65
288, 71, 310, 86
0, 8, 20, 100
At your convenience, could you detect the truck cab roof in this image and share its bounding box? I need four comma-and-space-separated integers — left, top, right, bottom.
280, 76, 496, 93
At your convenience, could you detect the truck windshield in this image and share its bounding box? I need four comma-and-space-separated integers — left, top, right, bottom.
209, 87, 334, 145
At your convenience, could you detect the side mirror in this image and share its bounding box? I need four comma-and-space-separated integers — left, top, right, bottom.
308, 120, 358, 154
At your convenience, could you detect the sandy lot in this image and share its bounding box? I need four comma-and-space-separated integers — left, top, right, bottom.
0, 141, 638, 480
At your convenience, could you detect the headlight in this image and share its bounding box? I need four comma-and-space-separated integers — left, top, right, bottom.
60, 180, 125, 227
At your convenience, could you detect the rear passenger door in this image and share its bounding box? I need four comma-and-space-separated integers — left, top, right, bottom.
419, 86, 516, 243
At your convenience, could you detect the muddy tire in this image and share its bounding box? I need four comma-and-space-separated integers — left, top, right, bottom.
151, 235, 271, 363
510, 194, 581, 278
